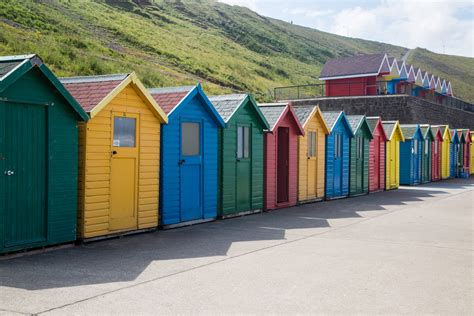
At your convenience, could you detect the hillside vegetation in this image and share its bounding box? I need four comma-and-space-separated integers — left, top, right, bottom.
0, 0, 471, 102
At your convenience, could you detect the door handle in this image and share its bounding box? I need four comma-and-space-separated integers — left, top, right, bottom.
4, 170, 14, 176
112, 150, 118, 155
179, 159, 186, 165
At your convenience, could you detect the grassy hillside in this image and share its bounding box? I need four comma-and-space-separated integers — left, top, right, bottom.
0, 0, 471, 102
407, 48, 474, 103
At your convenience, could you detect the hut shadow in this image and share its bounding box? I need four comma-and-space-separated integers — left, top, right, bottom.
0, 178, 471, 291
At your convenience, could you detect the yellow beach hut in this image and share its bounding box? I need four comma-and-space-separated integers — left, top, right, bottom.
294, 105, 330, 203
382, 120, 405, 190
61, 73, 168, 240
432, 125, 452, 179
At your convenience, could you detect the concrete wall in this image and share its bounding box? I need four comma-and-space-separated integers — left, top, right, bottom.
288, 95, 474, 129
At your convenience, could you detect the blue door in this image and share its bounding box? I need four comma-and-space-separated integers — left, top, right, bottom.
179, 121, 203, 222
450, 143, 456, 177
333, 133, 343, 196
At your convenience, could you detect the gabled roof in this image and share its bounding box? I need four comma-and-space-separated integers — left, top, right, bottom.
450, 129, 460, 143
457, 130, 466, 143
208, 94, 269, 129
422, 72, 431, 88
406, 65, 416, 82
397, 61, 408, 79
428, 75, 436, 90
382, 120, 405, 142
150, 84, 224, 127
366, 116, 388, 141
346, 115, 373, 139
293, 105, 330, 134
0, 54, 88, 121
446, 81, 453, 96
470, 131, 474, 142
430, 125, 445, 141
461, 129, 471, 143
432, 125, 451, 142
419, 124, 435, 141
258, 103, 304, 135
61, 72, 167, 122
319, 53, 390, 80
400, 124, 422, 140
321, 111, 354, 136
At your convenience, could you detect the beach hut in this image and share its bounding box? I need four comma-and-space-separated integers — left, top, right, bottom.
461, 129, 471, 177
420, 125, 435, 184
322, 111, 354, 199
347, 115, 373, 196
208, 94, 270, 218
293, 105, 330, 203
433, 125, 452, 179
366, 117, 388, 192
449, 129, 461, 178
0, 54, 88, 253
382, 121, 405, 190
399, 125, 423, 185
470, 132, 474, 175
150, 84, 225, 228
61, 73, 168, 239
259, 103, 304, 210
430, 126, 444, 181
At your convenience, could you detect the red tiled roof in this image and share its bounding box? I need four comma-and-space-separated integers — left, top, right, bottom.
63, 80, 123, 112
319, 53, 387, 79
150, 92, 188, 114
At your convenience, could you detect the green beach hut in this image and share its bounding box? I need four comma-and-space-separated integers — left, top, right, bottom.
0, 54, 88, 254
420, 125, 435, 183
347, 115, 373, 196
209, 94, 270, 218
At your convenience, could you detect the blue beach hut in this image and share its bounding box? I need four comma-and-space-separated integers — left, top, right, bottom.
322, 111, 354, 199
399, 124, 423, 185
449, 129, 461, 178
150, 84, 225, 228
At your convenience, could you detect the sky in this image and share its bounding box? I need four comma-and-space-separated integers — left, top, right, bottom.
218, 0, 473, 58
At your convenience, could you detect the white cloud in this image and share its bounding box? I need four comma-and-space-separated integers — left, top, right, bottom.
218, 0, 473, 57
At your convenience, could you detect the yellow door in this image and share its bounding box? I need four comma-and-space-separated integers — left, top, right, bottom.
110, 112, 139, 231
389, 140, 397, 188
307, 130, 317, 199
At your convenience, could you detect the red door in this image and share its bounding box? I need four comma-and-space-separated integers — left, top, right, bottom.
277, 127, 289, 203
373, 136, 380, 189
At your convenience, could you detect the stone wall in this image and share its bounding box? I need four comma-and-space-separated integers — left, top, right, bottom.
288, 95, 474, 129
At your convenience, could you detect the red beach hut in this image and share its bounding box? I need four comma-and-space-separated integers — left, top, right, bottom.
366, 117, 388, 193
431, 126, 444, 181
258, 103, 304, 211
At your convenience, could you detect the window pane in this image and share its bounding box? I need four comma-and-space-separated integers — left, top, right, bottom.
243, 126, 250, 158
312, 132, 317, 157
425, 140, 429, 154
413, 140, 418, 155
182, 122, 200, 156
237, 127, 243, 159
113, 117, 136, 147
308, 132, 312, 157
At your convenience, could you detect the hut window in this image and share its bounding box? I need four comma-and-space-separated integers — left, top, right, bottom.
237, 126, 250, 159
434, 141, 438, 154
356, 136, 363, 159
334, 134, 342, 158
424, 140, 429, 155
182, 122, 200, 156
307, 131, 317, 157
413, 139, 418, 155
113, 117, 136, 147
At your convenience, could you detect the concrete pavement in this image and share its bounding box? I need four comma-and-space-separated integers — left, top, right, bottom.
0, 178, 472, 315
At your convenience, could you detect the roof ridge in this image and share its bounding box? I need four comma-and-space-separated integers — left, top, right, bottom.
0, 54, 36, 62
149, 85, 195, 94
60, 74, 129, 84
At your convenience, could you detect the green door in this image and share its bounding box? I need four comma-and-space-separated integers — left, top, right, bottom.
236, 125, 251, 212
1, 102, 47, 249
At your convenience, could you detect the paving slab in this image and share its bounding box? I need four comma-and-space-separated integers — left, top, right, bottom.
0, 178, 472, 315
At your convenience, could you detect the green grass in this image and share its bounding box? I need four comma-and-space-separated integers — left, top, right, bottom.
0, 0, 471, 102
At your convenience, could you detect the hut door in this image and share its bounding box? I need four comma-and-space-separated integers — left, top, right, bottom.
355, 136, 364, 192
373, 136, 380, 188
236, 125, 251, 212
110, 113, 139, 231
180, 121, 203, 221
277, 127, 289, 203
307, 130, 317, 199
2, 102, 47, 248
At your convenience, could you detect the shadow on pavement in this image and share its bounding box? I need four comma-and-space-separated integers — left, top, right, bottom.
0, 177, 471, 290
